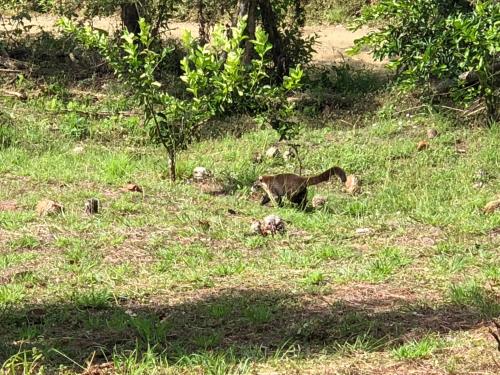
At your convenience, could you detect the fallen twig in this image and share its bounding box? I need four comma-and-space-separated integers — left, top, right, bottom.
46, 108, 139, 118
0, 68, 21, 73
393, 104, 428, 115
436, 104, 467, 113
1, 89, 27, 100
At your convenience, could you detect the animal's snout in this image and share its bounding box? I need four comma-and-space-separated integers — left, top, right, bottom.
251, 181, 262, 193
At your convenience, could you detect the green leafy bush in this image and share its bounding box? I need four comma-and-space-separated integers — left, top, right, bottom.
59, 16, 303, 179
180, 20, 303, 139
272, 0, 318, 72
349, 0, 499, 123
60, 112, 90, 140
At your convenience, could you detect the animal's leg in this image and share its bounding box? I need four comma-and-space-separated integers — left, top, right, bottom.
277, 195, 283, 207
261, 194, 271, 205
291, 189, 308, 210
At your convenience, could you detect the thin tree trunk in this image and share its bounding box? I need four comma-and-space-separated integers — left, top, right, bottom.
168, 149, 176, 181
198, 0, 209, 45
232, 0, 257, 65
258, 0, 287, 82
121, 3, 140, 34
152, 1, 170, 38
243, 0, 257, 65
232, 0, 251, 24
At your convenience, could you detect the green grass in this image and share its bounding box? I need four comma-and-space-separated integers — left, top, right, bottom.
392, 335, 446, 360
449, 280, 500, 318
305, 0, 367, 24
0, 66, 499, 374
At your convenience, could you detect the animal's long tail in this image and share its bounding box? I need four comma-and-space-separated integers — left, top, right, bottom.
306, 166, 346, 186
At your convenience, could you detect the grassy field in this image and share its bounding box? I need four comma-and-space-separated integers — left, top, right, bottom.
1, 61, 499, 374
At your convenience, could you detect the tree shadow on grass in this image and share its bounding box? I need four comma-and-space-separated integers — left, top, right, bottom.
0, 287, 495, 370
298, 63, 391, 128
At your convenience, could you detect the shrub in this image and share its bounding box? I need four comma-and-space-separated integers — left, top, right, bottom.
60, 112, 90, 140
349, 0, 499, 123
59, 16, 303, 180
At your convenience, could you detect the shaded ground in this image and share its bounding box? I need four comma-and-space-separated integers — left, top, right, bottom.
1, 287, 497, 373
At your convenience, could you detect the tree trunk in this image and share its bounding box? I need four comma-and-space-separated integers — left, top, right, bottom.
243, 0, 257, 65
198, 0, 209, 45
121, 3, 140, 34
168, 149, 176, 181
258, 0, 287, 82
232, 0, 257, 65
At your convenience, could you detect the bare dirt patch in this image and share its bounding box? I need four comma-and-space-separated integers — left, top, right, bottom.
3, 14, 385, 67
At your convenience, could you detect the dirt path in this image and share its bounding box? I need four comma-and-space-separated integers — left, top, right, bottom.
4, 14, 384, 68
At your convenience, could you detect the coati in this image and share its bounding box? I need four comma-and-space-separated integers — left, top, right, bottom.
253, 166, 347, 209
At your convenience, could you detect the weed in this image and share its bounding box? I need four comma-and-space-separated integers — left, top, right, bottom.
71, 288, 114, 309
302, 271, 326, 286
244, 304, 273, 324
0, 284, 26, 306
130, 315, 170, 346
449, 280, 500, 318
1, 348, 45, 374
7, 235, 40, 250
364, 247, 411, 281
60, 112, 90, 140
392, 335, 445, 360
212, 262, 245, 278
0, 111, 15, 149
0, 252, 37, 270
207, 303, 232, 320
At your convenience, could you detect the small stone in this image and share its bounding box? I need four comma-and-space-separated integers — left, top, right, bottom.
283, 148, 297, 161
356, 228, 373, 235
121, 183, 143, 193
0, 200, 18, 212
36, 199, 64, 216
72, 145, 84, 154
252, 152, 263, 164
483, 199, 500, 214
251, 221, 263, 235
345, 175, 361, 195
193, 166, 210, 181
312, 195, 327, 209
427, 128, 438, 139
251, 215, 286, 236
455, 139, 467, 154
85, 198, 100, 214
417, 140, 429, 151
265, 146, 280, 159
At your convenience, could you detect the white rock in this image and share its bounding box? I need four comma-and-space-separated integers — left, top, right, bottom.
250, 221, 262, 234
355, 228, 373, 235
72, 145, 84, 154
193, 166, 210, 181
283, 148, 296, 161
345, 175, 361, 195
312, 195, 327, 208
265, 146, 280, 158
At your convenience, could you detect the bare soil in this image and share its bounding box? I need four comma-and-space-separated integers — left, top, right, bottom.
3, 14, 385, 68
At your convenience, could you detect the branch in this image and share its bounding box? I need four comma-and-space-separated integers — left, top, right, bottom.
45, 108, 139, 118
